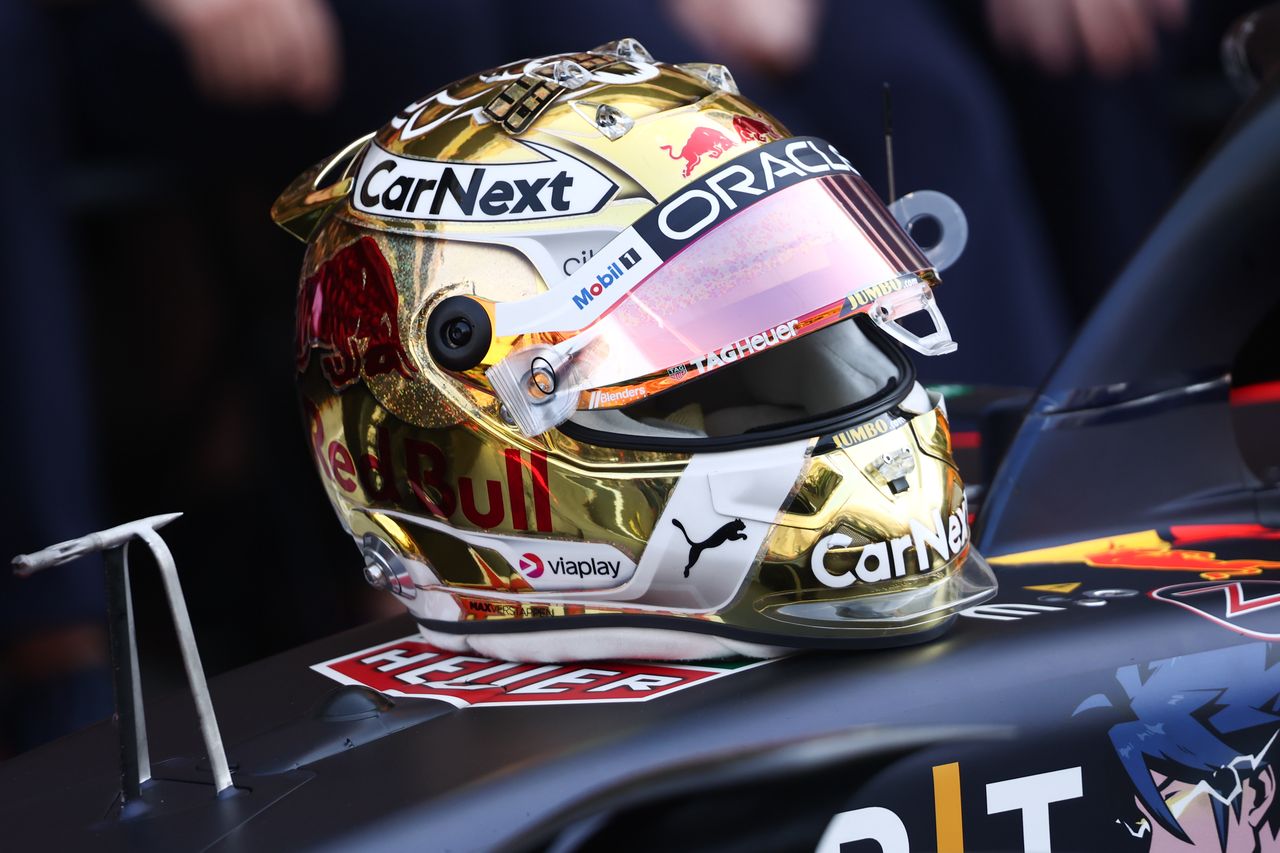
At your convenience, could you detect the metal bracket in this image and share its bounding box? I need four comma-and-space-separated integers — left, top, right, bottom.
11, 514, 233, 799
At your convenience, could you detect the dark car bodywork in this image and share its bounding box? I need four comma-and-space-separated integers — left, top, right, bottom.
5, 13, 1280, 853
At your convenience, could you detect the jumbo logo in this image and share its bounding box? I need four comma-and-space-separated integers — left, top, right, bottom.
296, 237, 418, 390
832, 416, 904, 448
306, 410, 553, 533
811, 497, 970, 588
353, 141, 618, 223
848, 277, 907, 309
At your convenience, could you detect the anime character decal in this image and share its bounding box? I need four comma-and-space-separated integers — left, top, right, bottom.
1077, 644, 1280, 852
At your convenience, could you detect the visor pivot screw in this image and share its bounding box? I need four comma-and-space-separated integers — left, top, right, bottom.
363, 562, 387, 590
445, 318, 472, 347
360, 534, 416, 600
426, 295, 492, 372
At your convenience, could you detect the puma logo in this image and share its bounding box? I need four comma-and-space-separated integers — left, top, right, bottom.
671, 518, 748, 577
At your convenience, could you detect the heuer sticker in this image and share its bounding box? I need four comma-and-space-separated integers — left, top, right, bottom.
312, 637, 775, 707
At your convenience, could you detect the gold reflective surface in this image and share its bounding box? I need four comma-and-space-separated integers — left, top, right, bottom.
281, 46, 985, 644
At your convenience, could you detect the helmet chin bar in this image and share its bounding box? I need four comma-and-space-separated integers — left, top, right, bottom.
868, 279, 957, 357
486, 343, 578, 437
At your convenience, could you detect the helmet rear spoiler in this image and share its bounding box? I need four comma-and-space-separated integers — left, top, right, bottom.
270, 133, 373, 242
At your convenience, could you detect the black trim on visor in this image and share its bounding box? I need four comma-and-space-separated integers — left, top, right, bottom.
558, 317, 918, 453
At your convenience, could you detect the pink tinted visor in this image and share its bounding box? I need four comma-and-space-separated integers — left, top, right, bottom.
491, 173, 951, 436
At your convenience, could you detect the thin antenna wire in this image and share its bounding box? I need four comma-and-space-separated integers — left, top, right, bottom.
882, 82, 896, 204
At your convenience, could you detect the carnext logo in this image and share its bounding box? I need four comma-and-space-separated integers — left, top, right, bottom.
353, 142, 618, 223
573, 248, 642, 311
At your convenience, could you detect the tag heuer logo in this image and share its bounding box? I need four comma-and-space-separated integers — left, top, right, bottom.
312, 637, 776, 707
354, 141, 618, 223
1151, 580, 1280, 640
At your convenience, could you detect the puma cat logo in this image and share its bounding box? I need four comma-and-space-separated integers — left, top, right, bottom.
671, 518, 749, 577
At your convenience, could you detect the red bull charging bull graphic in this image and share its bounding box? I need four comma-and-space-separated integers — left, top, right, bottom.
296, 236, 418, 390
732, 114, 777, 143
660, 126, 736, 178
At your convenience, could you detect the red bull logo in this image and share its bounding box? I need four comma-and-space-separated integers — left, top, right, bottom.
296, 236, 418, 390
732, 114, 776, 143
660, 127, 736, 178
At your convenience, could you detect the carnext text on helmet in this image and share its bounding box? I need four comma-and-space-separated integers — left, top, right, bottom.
811, 497, 971, 589
359, 160, 574, 218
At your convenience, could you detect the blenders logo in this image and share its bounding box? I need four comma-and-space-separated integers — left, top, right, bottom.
572, 247, 642, 311
353, 141, 618, 223
519, 553, 545, 578
588, 386, 647, 409
516, 552, 623, 581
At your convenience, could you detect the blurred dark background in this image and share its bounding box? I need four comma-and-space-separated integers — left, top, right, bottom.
0, 0, 1261, 756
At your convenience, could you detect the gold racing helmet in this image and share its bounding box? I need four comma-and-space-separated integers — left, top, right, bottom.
272, 39, 996, 661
